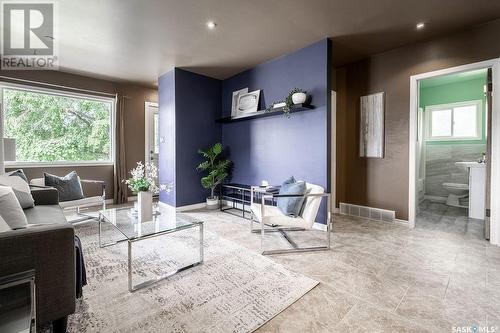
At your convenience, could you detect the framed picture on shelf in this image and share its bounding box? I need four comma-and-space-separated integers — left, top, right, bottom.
236, 90, 260, 115
231, 88, 248, 116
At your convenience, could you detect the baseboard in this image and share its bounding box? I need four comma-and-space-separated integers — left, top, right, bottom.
176, 202, 206, 211
394, 219, 409, 226
312, 222, 327, 231
158, 201, 206, 212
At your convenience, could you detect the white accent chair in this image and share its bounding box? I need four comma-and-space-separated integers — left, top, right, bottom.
30, 177, 106, 223
250, 183, 331, 255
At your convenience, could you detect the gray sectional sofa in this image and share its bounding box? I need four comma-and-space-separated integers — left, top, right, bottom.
0, 186, 75, 332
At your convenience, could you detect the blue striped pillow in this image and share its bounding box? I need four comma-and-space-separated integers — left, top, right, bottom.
276, 177, 306, 217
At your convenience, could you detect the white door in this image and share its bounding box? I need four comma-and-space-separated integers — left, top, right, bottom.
145, 102, 159, 170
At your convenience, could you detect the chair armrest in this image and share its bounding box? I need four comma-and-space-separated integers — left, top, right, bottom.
0, 224, 76, 323
29, 186, 59, 205
264, 193, 330, 198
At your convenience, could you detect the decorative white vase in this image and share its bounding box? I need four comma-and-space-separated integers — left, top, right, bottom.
206, 197, 219, 210
138, 191, 153, 222
291, 92, 307, 104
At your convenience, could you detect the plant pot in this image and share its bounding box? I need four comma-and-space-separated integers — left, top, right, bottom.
206, 197, 219, 210
137, 191, 153, 222
291, 92, 307, 104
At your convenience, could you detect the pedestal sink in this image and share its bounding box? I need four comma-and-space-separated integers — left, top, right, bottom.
455, 161, 486, 219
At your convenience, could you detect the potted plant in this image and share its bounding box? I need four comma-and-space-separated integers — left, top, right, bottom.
290, 88, 307, 104
123, 161, 172, 222
266, 88, 308, 117
197, 143, 231, 209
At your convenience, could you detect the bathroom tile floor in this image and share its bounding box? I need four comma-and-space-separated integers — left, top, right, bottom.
417, 199, 485, 239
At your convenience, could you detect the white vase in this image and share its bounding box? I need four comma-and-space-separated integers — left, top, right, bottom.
291, 92, 307, 104
138, 191, 153, 222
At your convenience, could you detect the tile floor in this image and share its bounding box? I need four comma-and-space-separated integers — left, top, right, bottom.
185, 209, 500, 333
417, 199, 485, 239
78, 206, 500, 332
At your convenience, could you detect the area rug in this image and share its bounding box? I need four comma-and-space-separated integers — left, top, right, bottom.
68, 218, 318, 332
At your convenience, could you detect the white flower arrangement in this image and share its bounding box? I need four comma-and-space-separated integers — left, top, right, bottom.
123, 161, 173, 194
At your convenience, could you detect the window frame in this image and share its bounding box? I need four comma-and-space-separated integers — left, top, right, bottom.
1, 82, 116, 167
425, 100, 483, 142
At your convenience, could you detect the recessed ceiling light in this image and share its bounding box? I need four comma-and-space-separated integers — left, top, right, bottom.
207, 21, 217, 30
416, 22, 425, 30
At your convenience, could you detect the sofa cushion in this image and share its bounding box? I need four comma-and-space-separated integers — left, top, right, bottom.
251, 203, 307, 228
44, 171, 84, 202
0, 185, 28, 229
276, 176, 306, 216
0, 215, 10, 232
24, 205, 67, 226
0, 174, 34, 209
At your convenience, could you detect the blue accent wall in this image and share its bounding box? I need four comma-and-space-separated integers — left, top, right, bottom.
158, 39, 331, 223
158, 68, 221, 207
175, 69, 221, 206
221, 39, 330, 223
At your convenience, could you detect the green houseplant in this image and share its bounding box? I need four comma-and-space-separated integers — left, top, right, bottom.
266, 88, 308, 117
197, 143, 231, 209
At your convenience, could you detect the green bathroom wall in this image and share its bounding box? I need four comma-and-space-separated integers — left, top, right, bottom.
419, 75, 487, 145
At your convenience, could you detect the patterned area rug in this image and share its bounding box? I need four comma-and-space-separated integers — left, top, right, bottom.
68, 219, 318, 332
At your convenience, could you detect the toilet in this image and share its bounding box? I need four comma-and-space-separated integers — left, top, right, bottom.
442, 182, 469, 208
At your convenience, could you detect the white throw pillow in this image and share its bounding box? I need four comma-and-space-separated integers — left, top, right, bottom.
0, 214, 10, 232
0, 174, 34, 209
0, 185, 28, 229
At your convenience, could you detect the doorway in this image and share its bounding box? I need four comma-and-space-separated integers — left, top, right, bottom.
409, 59, 500, 245
145, 101, 159, 170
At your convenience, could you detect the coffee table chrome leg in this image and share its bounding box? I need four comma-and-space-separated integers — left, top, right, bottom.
127, 223, 204, 292
128, 240, 133, 292
199, 222, 204, 262
98, 213, 102, 248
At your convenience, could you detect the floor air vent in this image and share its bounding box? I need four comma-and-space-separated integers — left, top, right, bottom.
339, 203, 396, 223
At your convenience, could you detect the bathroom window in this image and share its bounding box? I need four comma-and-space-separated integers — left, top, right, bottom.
426, 100, 483, 141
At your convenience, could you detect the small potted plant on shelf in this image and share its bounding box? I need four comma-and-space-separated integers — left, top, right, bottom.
123, 161, 172, 222
290, 88, 307, 104
197, 143, 231, 209
266, 88, 308, 117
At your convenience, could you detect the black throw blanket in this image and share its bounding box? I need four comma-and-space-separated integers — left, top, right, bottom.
74, 235, 87, 298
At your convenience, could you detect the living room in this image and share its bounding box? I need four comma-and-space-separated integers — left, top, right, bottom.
1, 1, 500, 332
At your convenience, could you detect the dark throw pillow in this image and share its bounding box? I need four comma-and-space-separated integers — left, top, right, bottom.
44, 171, 84, 202
276, 176, 307, 217
7, 169, 28, 182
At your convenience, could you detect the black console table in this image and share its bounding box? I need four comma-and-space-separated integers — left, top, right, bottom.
220, 183, 279, 219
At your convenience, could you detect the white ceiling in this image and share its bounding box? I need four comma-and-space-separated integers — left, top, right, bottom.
54, 0, 500, 85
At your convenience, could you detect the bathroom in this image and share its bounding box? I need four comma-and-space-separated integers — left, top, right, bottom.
416, 68, 489, 238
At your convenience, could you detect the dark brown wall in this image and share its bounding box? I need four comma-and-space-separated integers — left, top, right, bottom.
334, 19, 500, 220
1, 70, 158, 199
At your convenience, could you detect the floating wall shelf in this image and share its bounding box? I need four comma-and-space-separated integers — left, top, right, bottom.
215, 104, 314, 123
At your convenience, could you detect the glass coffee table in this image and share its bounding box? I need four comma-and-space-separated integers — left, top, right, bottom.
98, 207, 204, 292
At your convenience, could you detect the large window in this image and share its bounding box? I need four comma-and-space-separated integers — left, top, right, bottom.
2, 85, 114, 165
426, 100, 483, 141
